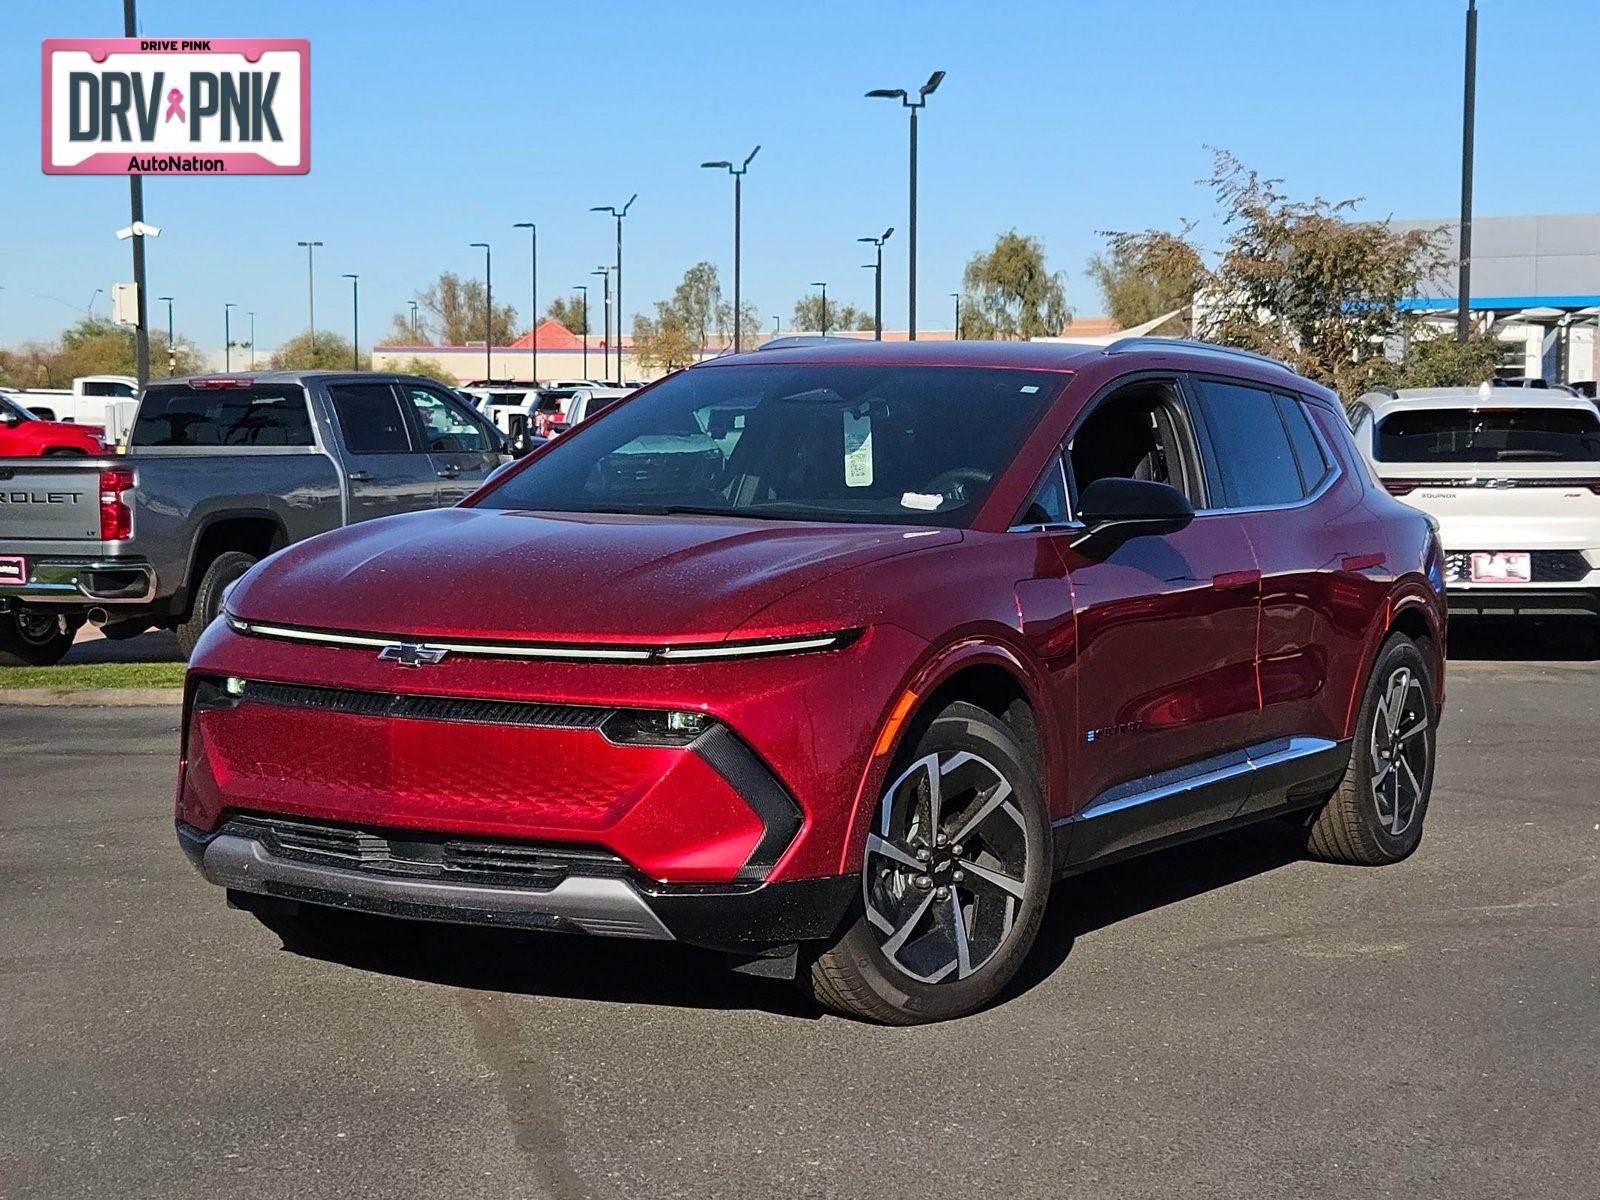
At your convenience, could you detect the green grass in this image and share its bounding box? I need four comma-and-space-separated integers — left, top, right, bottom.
0, 662, 187, 690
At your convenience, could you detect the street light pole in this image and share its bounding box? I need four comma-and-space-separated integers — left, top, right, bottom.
702, 147, 760, 353
247, 311, 256, 370
408, 300, 420, 342
470, 242, 492, 382
593, 268, 611, 382
857, 227, 894, 340
296, 240, 322, 354
514, 222, 538, 382
342, 274, 360, 369
772, 315, 780, 336
812, 282, 829, 336
157, 295, 174, 374
123, 0, 151, 389
1457, 0, 1478, 342
574, 284, 590, 378
591, 196, 636, 379
950, 292, 961, 339
224, 302, 237, 372
867, 71, 944, 341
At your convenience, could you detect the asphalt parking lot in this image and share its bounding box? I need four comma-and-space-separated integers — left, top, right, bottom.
2, 621, 1598, 1200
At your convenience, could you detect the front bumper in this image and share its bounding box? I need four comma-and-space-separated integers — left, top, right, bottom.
0, 557, 156, 604
177, 818, 855, 951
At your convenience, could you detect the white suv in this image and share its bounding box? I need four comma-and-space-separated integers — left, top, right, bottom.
1349, 384, 1600, 617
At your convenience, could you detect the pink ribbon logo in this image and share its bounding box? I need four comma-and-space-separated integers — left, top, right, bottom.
164, 88, 185, 123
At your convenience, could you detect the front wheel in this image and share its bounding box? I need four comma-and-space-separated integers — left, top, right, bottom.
803, 701, 1051, 1024
1304, 633, 1438, 865
0, 609, 78, 666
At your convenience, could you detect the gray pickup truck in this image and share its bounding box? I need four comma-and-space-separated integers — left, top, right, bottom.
0, 370, 508, 664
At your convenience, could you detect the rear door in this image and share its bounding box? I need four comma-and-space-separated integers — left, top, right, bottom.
324, 382, 438, 521
398, 383, 502, 504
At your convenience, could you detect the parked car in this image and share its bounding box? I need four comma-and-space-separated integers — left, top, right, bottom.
9, 374, 139, 441
527, 386, 582, 437
178, 338, 1444, 1024
0, 393, 105, 457
0, 370, 508, 665
1349, 383, 1600, 617
545, 386, 632, 436
543, 378, 600, 390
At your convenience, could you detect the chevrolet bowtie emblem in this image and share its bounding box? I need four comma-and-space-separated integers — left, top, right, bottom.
378, 643, 448, 668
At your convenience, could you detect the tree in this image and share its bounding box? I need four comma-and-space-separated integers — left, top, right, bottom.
1101, 150, 1505, 395
791, 294, 868, 334
959, 231, 1070, 341
1087, 225, 1206, 330
545, 294, 590, 335
269, 330, 369, 371
388, 271, 517, 346
673, 262, 722, 350
716, 298, 765, 350
3, 316, 206, 383
631, 305, 701, 372
389, 356, 461, 385
383, 311, 428, 345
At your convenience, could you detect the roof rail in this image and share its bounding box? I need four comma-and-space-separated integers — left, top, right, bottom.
756, 335, 841, 351
1103, 336, 1290, 370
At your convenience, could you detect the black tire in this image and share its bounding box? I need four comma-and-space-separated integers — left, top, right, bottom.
175, 550, 256, 658
1305, 633, 1437, 865
0, 609, 77, 666
44, 448, 87, 457
803, 701, 1051, 1024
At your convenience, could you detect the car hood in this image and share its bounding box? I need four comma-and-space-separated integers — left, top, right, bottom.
229, 507, 960, 643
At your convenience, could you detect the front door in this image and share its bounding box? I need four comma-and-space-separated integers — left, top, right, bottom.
325, 382, 438, 522
1051, 375, 1262, 865
399, 383, 501, 504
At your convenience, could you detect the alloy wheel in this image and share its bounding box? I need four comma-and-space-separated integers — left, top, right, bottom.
1370, 666, 1429, 837
863, 750, 1029, 984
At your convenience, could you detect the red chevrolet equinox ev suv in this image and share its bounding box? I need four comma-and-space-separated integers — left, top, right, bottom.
178, 338, 1445, 1024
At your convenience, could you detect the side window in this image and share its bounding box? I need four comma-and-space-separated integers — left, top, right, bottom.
1017, 456, 1070, 526
1275, 393, 1329, 491
329, 383, 413, 455
1194, 379, 1303, 508
1068, 379, 1205, 506
405, 386, 489, 453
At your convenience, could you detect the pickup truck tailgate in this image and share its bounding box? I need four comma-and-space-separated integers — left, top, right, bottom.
0, 462, 104, 540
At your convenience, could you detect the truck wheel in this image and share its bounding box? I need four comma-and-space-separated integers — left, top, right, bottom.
176, 550, 256, 658
0, 610, 78, 666
44, 448, 88, 457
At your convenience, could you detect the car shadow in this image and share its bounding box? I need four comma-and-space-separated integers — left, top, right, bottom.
1446, 615, 1600, 662
268, 818, 1310, 1021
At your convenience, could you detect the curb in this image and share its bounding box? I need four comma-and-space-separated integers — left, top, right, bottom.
0, 687, 182, 707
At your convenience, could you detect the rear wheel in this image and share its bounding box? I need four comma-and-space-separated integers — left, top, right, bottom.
1304, 633, 1437, 865
804, 702, 1050, 1024
176, 550, 256, 658
44, 448, 87, 457
0, 609, 78, 666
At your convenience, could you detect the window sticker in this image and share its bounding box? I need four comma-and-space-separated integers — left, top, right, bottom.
843, 410, 874, 487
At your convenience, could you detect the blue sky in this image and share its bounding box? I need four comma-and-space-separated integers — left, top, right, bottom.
4, 0, 1593, 352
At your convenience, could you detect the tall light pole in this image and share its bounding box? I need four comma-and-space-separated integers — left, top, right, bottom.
157, 295, 175, 375
247, 311, 256, 370
1458, 0, 1478, 343
950, 291, 962, 339
593, 267, 612, 382
296, 240, 322, 353
812, 282, 829, 336
772, 315, 780, 336
867, 70, 944, 341
470, 242, 492, 382
407, 299, 420, 341
124, 0, 151, 388
701, 147, 760, 353
858, 226, 894, 340
513, 221, 538, 382
573, 284, 590, 378
87, 288, 104, 316
342, 273, 360, 369
591, 195, 636, 378
224, 302, 237, 372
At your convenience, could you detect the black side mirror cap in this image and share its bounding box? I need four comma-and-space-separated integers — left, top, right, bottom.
1072, 477, 1195, 549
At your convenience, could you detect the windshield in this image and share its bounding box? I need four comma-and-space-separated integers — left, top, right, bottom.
476, 363, 1065, 527
1376, 408, 1600, 463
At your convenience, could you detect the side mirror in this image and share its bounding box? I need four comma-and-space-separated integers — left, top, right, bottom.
1072, 477, 1194, 549
0, 411, 19, 427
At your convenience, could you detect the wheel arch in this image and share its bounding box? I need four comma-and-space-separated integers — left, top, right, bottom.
1344, 581, 1445, 738
178, 511, 289, 616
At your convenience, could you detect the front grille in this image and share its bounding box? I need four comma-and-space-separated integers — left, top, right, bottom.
244, 681, 612, 730
225, 814, 630, 890
1444, 550, 1592, 584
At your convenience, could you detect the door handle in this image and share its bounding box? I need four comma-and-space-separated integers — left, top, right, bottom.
1211, 568, 1261, 591
346, 470, 373, 483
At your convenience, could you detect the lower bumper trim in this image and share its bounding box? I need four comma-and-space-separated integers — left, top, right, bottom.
1447, 587, 1600, 616
196, 831, 675, 940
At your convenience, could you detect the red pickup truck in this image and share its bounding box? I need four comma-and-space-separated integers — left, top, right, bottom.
0, 393, 105, 456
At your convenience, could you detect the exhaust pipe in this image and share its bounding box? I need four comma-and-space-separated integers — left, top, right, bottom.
87, 607, 110, 627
